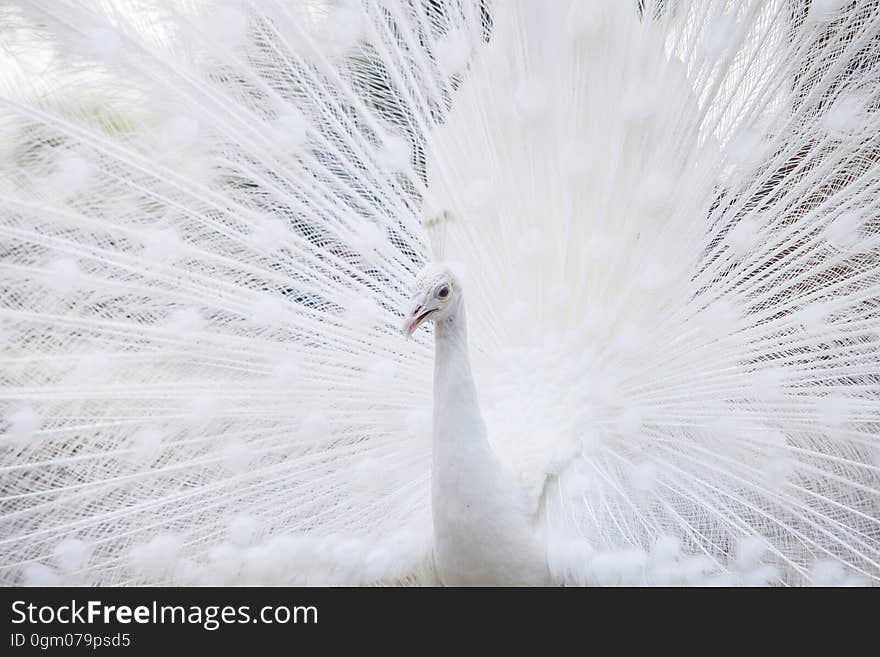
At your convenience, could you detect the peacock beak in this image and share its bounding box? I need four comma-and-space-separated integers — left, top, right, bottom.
402, 295, 436, 338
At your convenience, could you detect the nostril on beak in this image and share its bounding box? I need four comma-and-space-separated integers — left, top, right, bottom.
412, 304, 422, 316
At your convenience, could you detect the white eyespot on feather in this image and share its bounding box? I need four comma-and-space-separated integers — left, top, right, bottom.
561, 146, 592, 182
143, 227, 184, 262
207, 543, 244, 584
725, 128, 769, 173
177, 151, 212, 180
584, 551, 616, 584
346, 296, 382, 328
45, 257, 82, 294
5, 407, 41, 444
362, 545, 394, 582
567, 3, 603, 43
636, 170, 675, 217
364, 358, 398, 388
743, 564, 779, 586
514, 80, 548, 122
618, 323, 643, 353
265, 534, 314, 584
435, 29, 472, 77
260, 536, 297, 580
636, 262, 673, 291
840, 573, 869, 587
300, 411, 328, 441
617, 407, 645, 438
621, 80, 660, 126
815, 394, 852, 428
166, 307, 205, 333
222, 439, 250, 473
74, 353, 111, 383
506, 300, 530, 331
160, 116, 200, 150
52, 154, 90, 194
548, 538, 595, 585
82, 25, 121, 57
726, 217, 761, 254
251, 295, 285, 328
808, 0, 849, 22
252, 217, 288, 250
273, 358, 302, 384
734, 536, 768, 571
229, 514, 260, 547
130, 533, 183, 579
651, 535, 681, 564
591, 549, 647, 585
174, 557, 208, 585
753, 367, 786, 401
630, 462, 658, 493
209, 4, 249, 46
462, 178, 496, 214
331, 536, 366, 574
273, 110, 309, 151
703, 13, 740, 60
824, 211, 862, 250
128, 427, 162, 465
758, 428, 789, 450
681, 555, 717, 584
808, 559, 846, 586
581, 304, 607, 336
421, 192, 449, 226
352, 222, 386, 258
824, 94, 865, 136
54, 538, 92, 574
378, 134, 411, 172
189, 393, 219, 422
22, 564, 62, 587
404, 408, 431, 440
284, 534, 321, 564
649, 561, 685, 586
798, 301, 831, 335
703, 298, 743, 336
764, 452, 796, 489
353, 456, 386, 494
514, 227, 545, 261
548, 284, 568, 316
706, 573, 739, 587
320, 3, 366, 58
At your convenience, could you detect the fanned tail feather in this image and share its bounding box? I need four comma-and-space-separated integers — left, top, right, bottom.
0, 0, 878, 585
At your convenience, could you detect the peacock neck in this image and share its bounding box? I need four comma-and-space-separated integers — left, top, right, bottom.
432, 304, 489, 451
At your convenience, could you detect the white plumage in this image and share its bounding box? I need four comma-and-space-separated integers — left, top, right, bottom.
405, 263, 550, 585
1, 0, 879, 586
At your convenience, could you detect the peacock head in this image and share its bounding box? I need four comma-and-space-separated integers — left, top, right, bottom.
402, 263, 460, 337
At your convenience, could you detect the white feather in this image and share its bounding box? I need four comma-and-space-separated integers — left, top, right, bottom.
0, 0, 878, 586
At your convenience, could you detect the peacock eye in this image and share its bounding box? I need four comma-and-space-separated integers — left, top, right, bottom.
437, 285, 449, 299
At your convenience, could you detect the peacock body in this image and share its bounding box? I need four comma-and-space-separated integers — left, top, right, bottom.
1, 0, 879, 586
